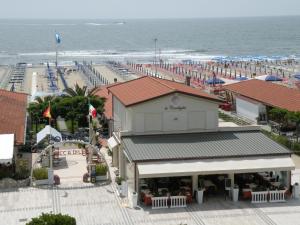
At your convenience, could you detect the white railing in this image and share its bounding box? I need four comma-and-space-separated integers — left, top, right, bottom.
152, 197, 169, 209
251, 191, 268, 203
269, 190, 286, 203
170, 196, 187, 208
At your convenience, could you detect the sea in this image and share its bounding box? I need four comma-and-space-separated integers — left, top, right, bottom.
0, 16, 300, 65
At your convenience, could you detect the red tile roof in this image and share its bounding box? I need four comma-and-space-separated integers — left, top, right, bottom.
108, 76, 222, 107
224, 79, 300, 112
94, 83, 120, 119
0, 89, 28, 145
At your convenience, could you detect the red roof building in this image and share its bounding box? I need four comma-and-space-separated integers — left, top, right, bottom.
225, 79, 300, 112
108, 76, 222, 107
0, 89, 28, 145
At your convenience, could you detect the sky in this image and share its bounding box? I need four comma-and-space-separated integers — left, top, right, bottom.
0, 0, 300, 19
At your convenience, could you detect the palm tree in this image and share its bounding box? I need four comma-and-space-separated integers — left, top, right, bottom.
64, 83, 99, 97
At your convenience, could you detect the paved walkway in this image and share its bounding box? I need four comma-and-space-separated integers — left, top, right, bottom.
2, 148, 300, 225
57, 116, 68, 132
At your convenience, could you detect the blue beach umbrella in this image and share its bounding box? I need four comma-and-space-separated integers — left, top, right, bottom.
235, 76, 248, 81
265, 75, 283, 82
205, 77, 225, 85
293, 74, 300, 80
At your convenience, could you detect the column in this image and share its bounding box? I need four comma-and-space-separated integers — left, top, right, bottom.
228, 173, 235, 188
192, 174, 198, 193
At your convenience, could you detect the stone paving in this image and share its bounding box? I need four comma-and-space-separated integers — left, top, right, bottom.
2, 148, 300, 225
2, 183, 300, 225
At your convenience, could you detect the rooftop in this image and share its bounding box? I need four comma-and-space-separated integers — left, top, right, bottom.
94, 83, 120, 119
108, 76, 222, 107
122, 130, 291, 162
224, 79, 300, 111
0, 89, 28, 145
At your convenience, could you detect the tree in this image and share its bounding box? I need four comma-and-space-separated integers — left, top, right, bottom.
64, 84, 99, 97
26, 213, 76, 225
269, 108, 289, 125
287, 111, 300, 142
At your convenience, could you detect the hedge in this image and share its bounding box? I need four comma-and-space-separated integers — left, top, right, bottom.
26, 213, 76, 225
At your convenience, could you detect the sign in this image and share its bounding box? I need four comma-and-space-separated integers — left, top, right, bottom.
59, 149, 84, 156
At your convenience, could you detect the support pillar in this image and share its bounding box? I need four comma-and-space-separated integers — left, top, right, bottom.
228, 173, 235, 188
192, 174, 198, 193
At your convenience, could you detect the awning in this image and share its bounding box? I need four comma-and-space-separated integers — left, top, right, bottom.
36, 125, 62, 144
107, 136, 118, 150
0, 134, 14, 164
137, 156, 295, 178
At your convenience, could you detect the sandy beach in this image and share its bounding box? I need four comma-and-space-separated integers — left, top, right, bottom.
93, 65, 125, 83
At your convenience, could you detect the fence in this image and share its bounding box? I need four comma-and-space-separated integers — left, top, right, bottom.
152, 197, 168, 209
251, 191, 268, 203
269, 190, 286, 203
170, 196, 187, 208
251, 190, 286, 203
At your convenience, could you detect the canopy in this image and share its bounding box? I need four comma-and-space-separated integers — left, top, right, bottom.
235, 76, 248, 81
0, 134, 14, 164
293, 74, 300, 80
36, 125, 62, 144
137, 156, 295, 178
205, 78, 225, 85
255, 75, 283, 82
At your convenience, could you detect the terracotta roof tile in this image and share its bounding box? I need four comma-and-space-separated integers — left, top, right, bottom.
0, 89, 28, 144
224, 79, 300, 111
94, 83, 120, 119
108, 76, 222, 107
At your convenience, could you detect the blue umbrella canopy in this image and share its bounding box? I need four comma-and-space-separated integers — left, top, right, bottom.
293, 74, 300, 80
265, 75, 283, 81
235, 76, 248, 81
205, 78, 225, 85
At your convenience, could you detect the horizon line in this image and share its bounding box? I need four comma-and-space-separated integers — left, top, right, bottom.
0, 14, 299, 20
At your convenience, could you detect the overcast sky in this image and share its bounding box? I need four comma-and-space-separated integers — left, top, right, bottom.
1, 0, 300, 19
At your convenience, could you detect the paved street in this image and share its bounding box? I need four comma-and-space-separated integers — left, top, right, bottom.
2, 183, 300, 225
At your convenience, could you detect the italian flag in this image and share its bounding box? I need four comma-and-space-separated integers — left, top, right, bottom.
89, 104, 97, 118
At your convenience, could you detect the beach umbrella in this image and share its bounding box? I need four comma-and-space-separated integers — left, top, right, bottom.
293, 74, 300, 80
235, 76, 248, 81
265, 75, 283, 81
205, 77, 225, 85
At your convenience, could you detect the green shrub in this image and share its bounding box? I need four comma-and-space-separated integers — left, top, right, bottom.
26, 213, 76, 225
115, 176, 124, 185
95, 164, 108, 176
33, 168, 48, 180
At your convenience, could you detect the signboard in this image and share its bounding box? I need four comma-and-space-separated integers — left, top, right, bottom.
59, 149, 84, 156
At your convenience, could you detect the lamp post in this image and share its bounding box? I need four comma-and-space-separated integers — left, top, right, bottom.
154, 38, 158, 77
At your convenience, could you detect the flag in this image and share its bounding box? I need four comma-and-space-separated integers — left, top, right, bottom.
89, 104, 97, 118
55, 33, 61, 44
43, 106, 52, 118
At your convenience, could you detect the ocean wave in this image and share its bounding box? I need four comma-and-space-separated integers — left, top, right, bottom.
85, 22, 125, 26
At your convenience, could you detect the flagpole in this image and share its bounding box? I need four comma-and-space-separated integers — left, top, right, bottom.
48, 101, 53, 170
88, 97, 91, 144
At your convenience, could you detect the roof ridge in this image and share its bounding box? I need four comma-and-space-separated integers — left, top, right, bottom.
0, 88, 29, 96
148, 76, 177, 91
107, 76, 148, 90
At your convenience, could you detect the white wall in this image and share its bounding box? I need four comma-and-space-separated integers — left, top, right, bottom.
130, 93, 219, 134
113, 97, 132, 132
236, 97, 260, 122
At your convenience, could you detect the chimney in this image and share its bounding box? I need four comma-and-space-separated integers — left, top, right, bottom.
185, 76, 191, 86
114, 78, 118, 83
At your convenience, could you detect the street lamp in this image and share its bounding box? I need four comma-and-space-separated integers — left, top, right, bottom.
154, 38, 158, 77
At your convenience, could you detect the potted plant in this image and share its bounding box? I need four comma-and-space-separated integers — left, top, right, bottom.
131, 191, 138, 208
197, 179, 205, 204
115, 176, 124, 196
32, 168, 48, 186
95, 164, 108, 181
294, 182, 300, 199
